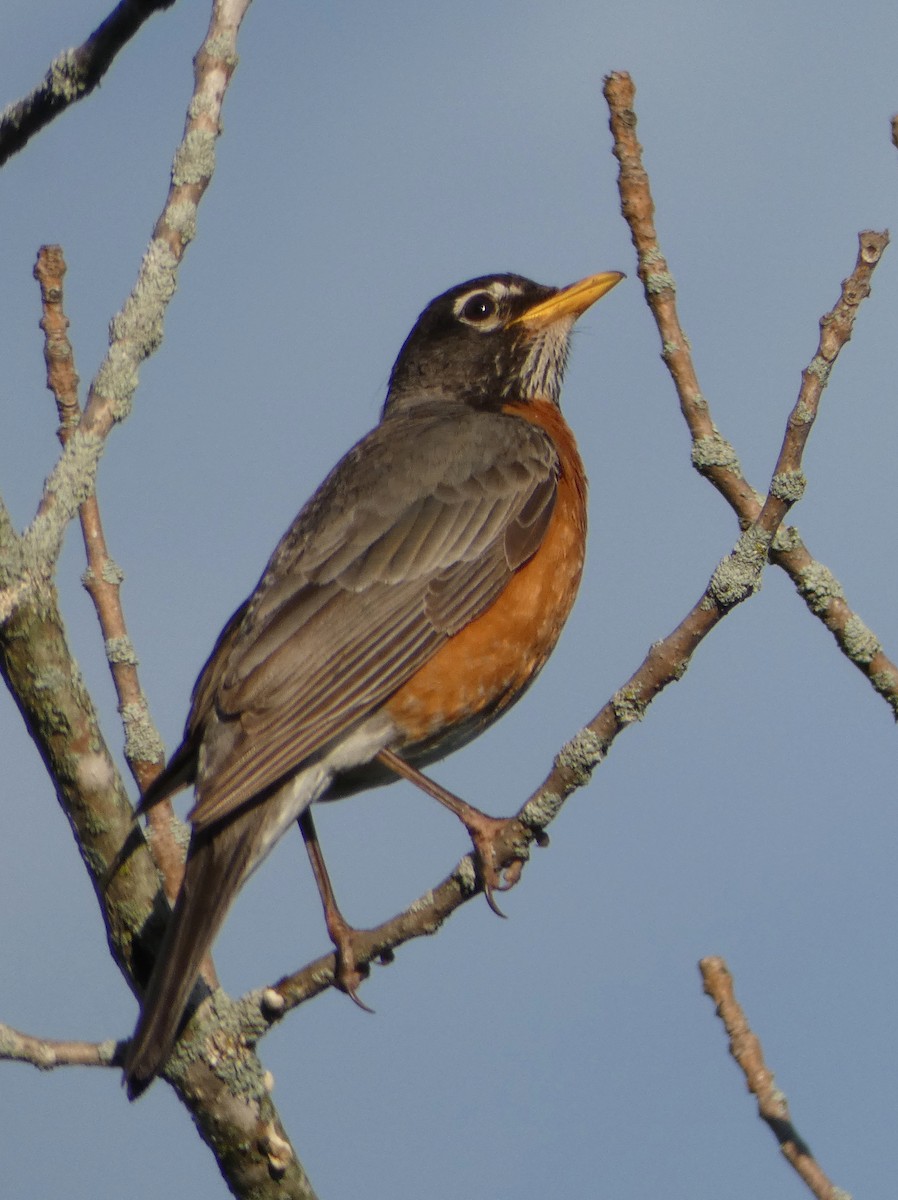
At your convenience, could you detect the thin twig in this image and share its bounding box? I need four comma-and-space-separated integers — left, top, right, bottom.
0, 0, 243, 620
33, 245, 184, 904
0, 0, 178, 168
700, 957, 851, 1200
0, 1023, 121, 1070
603, 70, 897, 718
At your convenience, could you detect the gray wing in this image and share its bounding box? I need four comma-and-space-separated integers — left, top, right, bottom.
183, 406, 560, 832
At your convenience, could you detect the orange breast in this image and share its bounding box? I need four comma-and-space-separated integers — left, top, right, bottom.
385, 399, 587, 759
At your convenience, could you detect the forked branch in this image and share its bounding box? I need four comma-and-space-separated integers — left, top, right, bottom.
604, 70, 896, 717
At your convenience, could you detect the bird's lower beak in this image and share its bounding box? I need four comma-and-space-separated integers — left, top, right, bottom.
515, 270, 625, 330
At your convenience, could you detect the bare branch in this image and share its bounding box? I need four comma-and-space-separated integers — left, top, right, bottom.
700, 957, 852, 1200
0, 0, 246, 620
0, 0, 178, 168
604, 70, 897, 718
0, 1022, 121, 1070
33, 244, 185, 904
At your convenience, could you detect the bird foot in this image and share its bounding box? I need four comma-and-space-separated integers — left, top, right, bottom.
461, 812, 526, 917
326, 917, 374, 1013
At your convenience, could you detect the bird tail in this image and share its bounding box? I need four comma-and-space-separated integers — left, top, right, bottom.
123, 809, 261, 1099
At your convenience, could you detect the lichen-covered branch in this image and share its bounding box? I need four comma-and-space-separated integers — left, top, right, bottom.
0, 0, 245, 617
604, 70, 896, 718
0, 583, 164, 982
0, 0, 179, 168
34, 244, 185, 904
0, 4, 321, 1197
0, 1023, 121, 1070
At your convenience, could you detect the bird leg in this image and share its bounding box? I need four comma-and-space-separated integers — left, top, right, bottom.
297, 807, 372, 1011
376, 747, 523, 916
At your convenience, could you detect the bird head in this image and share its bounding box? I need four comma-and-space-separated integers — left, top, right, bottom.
383, 270, 623, 417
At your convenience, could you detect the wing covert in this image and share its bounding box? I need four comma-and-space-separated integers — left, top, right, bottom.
187, 407, 560, 831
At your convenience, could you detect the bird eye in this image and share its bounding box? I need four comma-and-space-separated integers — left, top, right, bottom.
459, 292, 497, 324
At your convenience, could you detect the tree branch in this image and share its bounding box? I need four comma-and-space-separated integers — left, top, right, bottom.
700, 957, 851, 1200
604, 70, 896, 718
0, 0, 245, 620
0, 0, 179, 168
34, 244, 185, 905
1, 4, 323, 1196
0, 1023, 121, 1070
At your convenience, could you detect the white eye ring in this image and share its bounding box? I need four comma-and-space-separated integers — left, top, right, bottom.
458, 292, 496, 323
453, 282, 510, 330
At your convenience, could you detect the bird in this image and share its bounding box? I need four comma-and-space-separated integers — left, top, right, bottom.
123, 268, 623, 1097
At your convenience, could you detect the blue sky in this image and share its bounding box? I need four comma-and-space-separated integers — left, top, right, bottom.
2, 2, 898, 1197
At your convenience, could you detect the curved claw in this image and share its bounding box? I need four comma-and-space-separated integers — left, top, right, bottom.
341, 976, 375, 1014
481, 880, 508, 919
332, 941, 374, 1012
475, 843, 527, 918
466, 817, 525, 917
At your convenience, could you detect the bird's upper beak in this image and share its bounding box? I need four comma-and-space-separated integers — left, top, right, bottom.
514, 270, 625, 331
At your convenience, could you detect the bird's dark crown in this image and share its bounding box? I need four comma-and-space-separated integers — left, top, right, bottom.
383, 274, 568, 418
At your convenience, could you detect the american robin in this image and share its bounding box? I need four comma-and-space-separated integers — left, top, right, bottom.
123, 269, 623, 1097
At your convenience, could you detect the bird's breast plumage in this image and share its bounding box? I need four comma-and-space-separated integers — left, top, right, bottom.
384, 398, 587, 759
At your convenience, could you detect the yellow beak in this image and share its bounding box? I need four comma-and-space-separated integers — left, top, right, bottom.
515, 270, 625, 330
